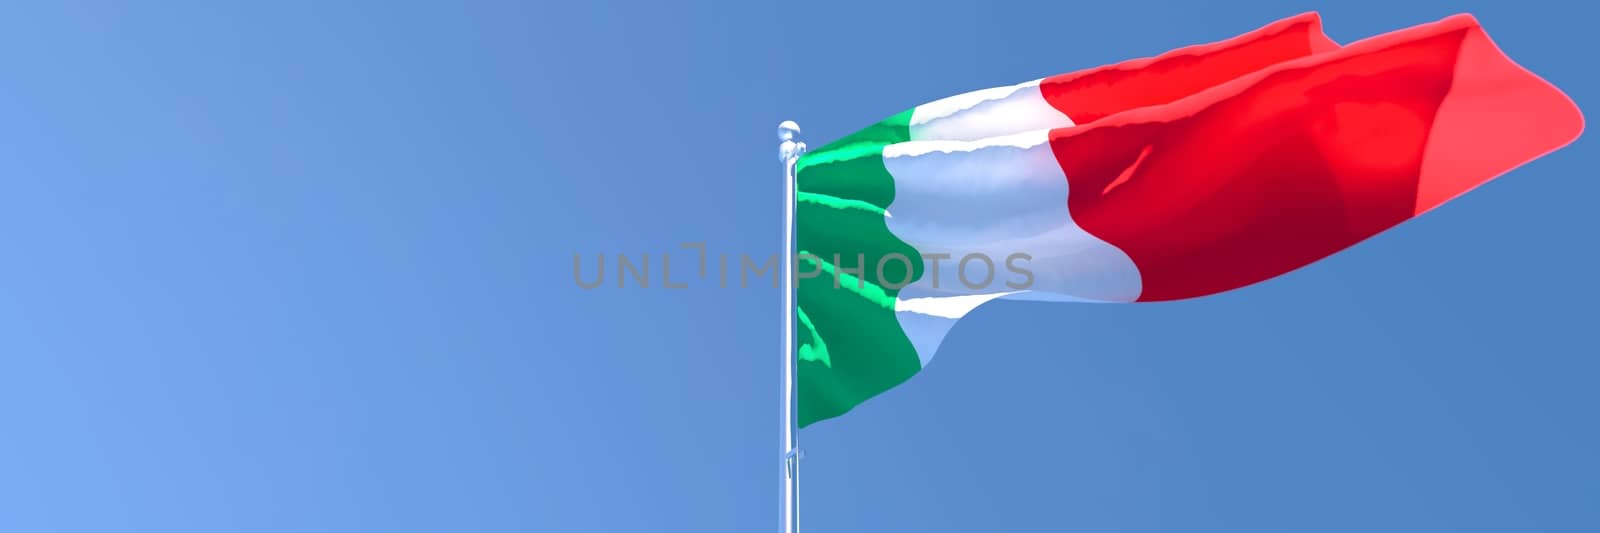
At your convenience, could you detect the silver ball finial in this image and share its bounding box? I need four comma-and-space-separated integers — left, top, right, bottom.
778, 120, 805, 164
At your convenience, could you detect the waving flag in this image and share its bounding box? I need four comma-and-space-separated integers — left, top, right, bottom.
795, 13, 1583, 427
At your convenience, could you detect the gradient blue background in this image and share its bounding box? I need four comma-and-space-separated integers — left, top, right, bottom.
1, 1, 1594, 531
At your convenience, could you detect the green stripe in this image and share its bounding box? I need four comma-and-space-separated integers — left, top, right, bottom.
795, 109, 927, 428
797, 191, 887, 217
795, 110, 911, 209
795, 307, 830, 368
797, 251, 897, 310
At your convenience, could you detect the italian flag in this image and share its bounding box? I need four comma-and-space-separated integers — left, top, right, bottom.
795, 13, 1583, 427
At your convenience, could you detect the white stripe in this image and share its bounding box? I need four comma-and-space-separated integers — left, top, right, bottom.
896, 291, 1021, 319
908, 79, 1075, 142
882, 129, 1143, 366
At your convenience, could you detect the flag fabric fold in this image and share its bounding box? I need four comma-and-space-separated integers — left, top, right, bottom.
795, 12, 1583, 428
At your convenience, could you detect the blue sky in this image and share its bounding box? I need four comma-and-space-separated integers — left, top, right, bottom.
0, 1, 1595, 531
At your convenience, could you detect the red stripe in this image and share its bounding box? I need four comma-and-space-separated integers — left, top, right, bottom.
1040, 12, 1339, 125
1415, 26, 1584, 215
1047, 15, 1582, 302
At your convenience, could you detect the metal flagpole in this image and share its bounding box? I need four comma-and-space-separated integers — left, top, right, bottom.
778, 120, 805, 533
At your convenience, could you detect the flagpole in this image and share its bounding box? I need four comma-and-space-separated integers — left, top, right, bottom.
778, 120, 805, 533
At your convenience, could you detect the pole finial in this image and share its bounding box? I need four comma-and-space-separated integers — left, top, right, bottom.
779, 120, 806, 164
778, 120, 801, 140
